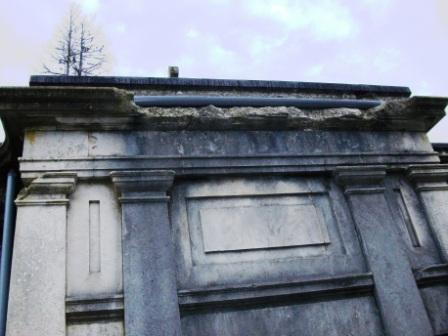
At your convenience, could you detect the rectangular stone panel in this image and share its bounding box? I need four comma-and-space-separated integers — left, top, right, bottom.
67, 182, 123, 297
89, 201, 101, 273
172, 177, 367, 289
383, 176, 442, 269
200, 199, 330, 253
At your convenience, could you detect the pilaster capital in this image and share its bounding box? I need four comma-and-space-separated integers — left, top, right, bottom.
334, 165, 386, 195
110, 170, 175, 203
16, 172, 78, 206
407, 164, 448, 191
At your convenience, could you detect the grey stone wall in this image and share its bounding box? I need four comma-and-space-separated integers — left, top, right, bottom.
0, 81, 447, 336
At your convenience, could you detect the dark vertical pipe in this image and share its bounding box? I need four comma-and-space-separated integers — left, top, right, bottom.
0, 170, 16, 336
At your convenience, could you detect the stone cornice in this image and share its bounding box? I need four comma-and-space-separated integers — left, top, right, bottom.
0, 87, 446, 132
134, 96, 447, 132
16, 172, 77, 205
0, 86, 137, 115
110, 170, 175, 203
334, 166, 387, 194
407, 164, 448, 191
407, 164, 448, 182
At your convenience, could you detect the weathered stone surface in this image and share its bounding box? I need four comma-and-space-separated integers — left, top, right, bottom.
171, 176, 366, 289
419, 284, 448, 334
0, 86, 137, 115
6, 173, 77, 336
408, 164, 448, 261
181, 295, 384, 336
67, 182, 123, 298
136, 96, 446, 131
67, 321, 123, 336
111, 170, 181, 336
0, 87, 446, 132
7, 206, 68, 336
199, 200, 330, 252
335, 166, 433, 336
21, 129, 435, 160
3, 79, 448, 336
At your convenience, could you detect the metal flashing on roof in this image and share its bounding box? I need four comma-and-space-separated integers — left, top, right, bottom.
29, 75, 412, 98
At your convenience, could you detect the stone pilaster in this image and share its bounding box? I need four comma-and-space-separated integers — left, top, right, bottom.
110, 170, 181, 336
335, 166, 433, 336
6, 173, 77, 336
408, 164, 448, 261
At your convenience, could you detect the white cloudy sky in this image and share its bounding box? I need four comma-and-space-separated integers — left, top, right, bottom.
0, 0, 447, 141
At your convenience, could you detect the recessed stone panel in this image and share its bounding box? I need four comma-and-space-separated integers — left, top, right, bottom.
67, 182, 123, 297
199, 198, 330, 253
172, 176, 366, 289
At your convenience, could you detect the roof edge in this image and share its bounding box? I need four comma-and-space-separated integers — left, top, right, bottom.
0, 87, 445, 133
29, 75, 412, 98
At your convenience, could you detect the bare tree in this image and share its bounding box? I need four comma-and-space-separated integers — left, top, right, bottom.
71, 23, 105, 76
43, 6, 106, 76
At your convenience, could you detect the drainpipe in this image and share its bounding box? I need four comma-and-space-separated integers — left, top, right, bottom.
0, 170, 16, 336
134, 95, 382, 109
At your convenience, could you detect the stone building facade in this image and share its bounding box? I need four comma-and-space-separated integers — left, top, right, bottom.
0, 76, 447, 335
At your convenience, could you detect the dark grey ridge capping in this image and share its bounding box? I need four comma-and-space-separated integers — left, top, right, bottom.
29, 75, 411, 97
133, 95, 382, 109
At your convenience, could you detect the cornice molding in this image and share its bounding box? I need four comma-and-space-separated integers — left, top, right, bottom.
407, 164, 448, 191
110, 170, 175, 203
334, 166, 387, 194
407, 164, 448, 183
16, 172, 77, 205
0, 87, 446, 132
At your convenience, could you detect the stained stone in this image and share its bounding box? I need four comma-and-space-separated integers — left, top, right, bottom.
0, 77, 447, 336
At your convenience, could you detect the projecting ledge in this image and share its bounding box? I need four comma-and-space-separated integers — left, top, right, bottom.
66, 295, 124, 323
0, 87, 446, 132
178, 273, 374, 311
110, 170, 175, 203
15, 172, 78, 206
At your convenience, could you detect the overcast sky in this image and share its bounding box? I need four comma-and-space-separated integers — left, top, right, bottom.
0, 0, 447, 141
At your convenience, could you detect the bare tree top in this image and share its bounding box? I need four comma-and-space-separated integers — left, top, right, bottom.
43, 5, 107, 76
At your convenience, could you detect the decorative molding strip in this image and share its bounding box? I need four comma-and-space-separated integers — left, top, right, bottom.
20, 151, 440, 161
66, 294, 124, 323
414, 264, 448, 287
118, 195, 170, 203
186, 191, 327, 200
407, 164, 448, 183
178, 273, 374, 311
413, 186, 448, 192
407, 165, 448, 191
334, 166, 386, 186
19, 154, 440, 182
25, 172, 77, 194
15, 172, 77, 206
111, 170, 175, 205
110, 170, 175, 193
14, 199, 70, 206
334, 166, 387, 195
1, 87, 447, 132
344, 187, 386, 195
